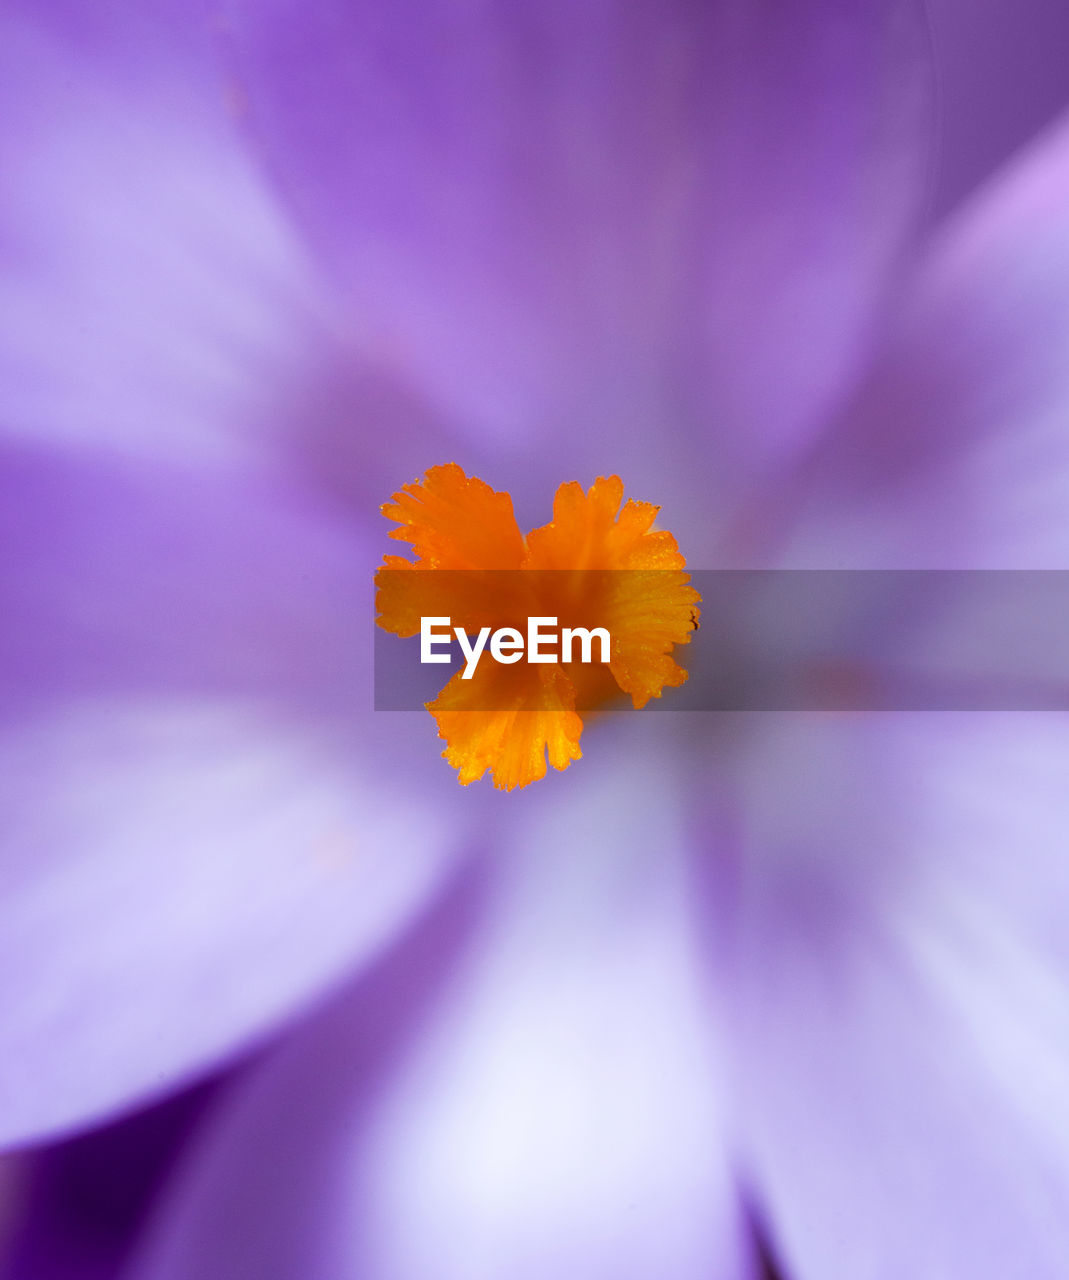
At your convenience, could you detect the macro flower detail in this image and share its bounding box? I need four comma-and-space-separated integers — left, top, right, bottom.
13, 2, 1069, 1279
376, 465, 700, 789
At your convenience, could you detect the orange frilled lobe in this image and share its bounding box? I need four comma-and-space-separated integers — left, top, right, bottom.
374, 464, 700, 790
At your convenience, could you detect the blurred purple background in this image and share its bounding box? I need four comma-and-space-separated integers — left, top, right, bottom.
4, 1, 1069, 1278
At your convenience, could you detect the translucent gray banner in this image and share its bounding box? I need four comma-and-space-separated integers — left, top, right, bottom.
373, 570, 1069, 710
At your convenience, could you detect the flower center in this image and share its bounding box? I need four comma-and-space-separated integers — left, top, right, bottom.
375, 464, 699, 789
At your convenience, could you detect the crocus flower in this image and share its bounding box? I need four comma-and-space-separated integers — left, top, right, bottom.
5, 1, 1069, 1279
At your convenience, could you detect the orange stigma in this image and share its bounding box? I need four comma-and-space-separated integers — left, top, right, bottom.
375, 464, 700, 790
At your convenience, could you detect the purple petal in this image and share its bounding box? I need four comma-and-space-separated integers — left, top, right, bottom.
720, 714, 1069, 1279
0, 2, 499, 527
124, 735, 755, 1280
0, 445, 464, 1148
0, 689, 458, 1151
221, 0, 933, 475
0, 2, 454, 506
777, 108, 1069, 568
0, 1159, 20, 1264
0, 5, 320, 470
0, 10, 466, 1146
0, 1078, 223, 1280
0, 444, 357, 708
927, 0, 1069, 219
